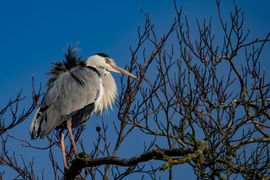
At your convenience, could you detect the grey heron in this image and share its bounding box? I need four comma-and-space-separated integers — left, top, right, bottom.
30, 48, 136, 168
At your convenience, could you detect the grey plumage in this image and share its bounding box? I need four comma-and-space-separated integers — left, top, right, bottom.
47, 48, 86, 87
30, 49, 118, 139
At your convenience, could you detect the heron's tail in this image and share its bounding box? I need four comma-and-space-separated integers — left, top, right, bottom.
30, 107, 43, 139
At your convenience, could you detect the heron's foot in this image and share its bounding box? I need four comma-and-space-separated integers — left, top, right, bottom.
77, 152, 89, 159
73, 152, 88, 159
70, 152, 89, 167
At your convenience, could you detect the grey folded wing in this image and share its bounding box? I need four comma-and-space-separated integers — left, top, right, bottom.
30, 66, 101, 138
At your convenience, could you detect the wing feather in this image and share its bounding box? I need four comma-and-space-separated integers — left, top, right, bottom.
30, 66, 100, 138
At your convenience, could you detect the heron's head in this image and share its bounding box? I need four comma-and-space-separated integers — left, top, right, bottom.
86, 53, 136, 78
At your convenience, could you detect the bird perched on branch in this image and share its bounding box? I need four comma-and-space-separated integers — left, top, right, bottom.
30, 48, 136, 168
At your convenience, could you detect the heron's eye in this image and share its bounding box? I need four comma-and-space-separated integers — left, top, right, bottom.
105, 58, 111, 64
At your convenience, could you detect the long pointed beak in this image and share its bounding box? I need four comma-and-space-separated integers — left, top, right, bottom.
111, 65, 136, 78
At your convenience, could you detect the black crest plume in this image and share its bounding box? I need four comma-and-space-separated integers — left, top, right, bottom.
47, 47, 85, 87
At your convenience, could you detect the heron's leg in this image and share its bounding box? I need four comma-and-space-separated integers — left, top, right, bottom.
60, 130, 68, 169
66, 119, 79, 155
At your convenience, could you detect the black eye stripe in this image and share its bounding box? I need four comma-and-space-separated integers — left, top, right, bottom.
96, 53, 110, 58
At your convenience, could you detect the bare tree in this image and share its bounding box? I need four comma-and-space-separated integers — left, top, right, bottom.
0, 78, 41, 179
1, 1, 270, 179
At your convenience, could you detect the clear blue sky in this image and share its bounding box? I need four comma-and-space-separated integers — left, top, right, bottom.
0, 0, 270, 179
